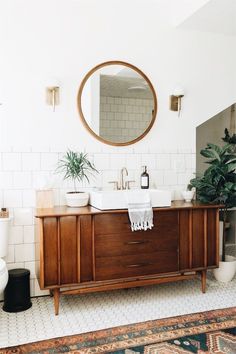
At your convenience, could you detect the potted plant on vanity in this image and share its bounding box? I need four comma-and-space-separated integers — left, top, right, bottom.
189, 132, 236, 282
56, 150, 98, 207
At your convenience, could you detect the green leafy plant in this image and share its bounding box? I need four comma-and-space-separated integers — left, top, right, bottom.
189, 136, 236, 262
56, 150, 98, 191
222, 128, 236, 145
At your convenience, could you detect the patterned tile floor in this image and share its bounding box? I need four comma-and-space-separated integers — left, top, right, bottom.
0, 271, 236, 348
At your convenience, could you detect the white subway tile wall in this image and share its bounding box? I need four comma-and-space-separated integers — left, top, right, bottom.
22, 153, 41, 171
0, 148, 195, 300
100, 97, 154, 142
2, 153, 22, 171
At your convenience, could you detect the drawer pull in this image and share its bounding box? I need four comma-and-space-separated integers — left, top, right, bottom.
125, 240, 149, 245
126, 262, 152, 268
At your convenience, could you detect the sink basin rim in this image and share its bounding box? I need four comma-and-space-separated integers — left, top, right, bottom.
89, 189, 172, 210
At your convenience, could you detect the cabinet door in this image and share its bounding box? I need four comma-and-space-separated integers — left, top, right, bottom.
207, 209, 219, 267
80, 215, 93, 282
60, 215, 93, 284
60, 216, 79, 285
179, 208, 219, 271
42, 217, 58, 287
192, 209, 205, 268
94, 210, 179, 281
41, 215, 93, 288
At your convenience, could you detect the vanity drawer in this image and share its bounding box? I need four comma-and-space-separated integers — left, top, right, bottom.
95, 229, 178, 257
95, 251, 179, 281
94, 213, 131, 235
94, 210, 178, 236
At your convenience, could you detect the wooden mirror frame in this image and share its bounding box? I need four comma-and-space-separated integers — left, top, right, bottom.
77, 61, 158, 146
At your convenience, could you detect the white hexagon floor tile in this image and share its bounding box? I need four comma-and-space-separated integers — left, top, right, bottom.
0, 272, 236, 348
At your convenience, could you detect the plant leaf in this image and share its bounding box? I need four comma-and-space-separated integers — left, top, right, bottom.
226, 161, 236, 173
201, 148, 220, 161
207, 143, 222, 155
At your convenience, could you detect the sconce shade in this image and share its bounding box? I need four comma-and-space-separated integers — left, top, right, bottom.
173, 86, 184, 97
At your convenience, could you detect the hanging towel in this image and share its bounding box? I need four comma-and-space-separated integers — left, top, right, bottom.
126, 191, 154, 231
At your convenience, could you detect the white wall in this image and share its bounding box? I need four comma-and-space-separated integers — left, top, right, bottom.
0, 0, 235, 298
196, 105, 233, 174
0, 0, 235, 151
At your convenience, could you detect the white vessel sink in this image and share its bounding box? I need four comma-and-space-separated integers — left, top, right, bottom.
89, 189, 171, 210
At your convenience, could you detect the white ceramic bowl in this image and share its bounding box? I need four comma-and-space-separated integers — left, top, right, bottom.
182, 190, 195, 202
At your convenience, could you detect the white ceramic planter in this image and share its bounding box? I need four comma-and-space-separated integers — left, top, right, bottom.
213, 255, 236, 282
65, 192, 89, 207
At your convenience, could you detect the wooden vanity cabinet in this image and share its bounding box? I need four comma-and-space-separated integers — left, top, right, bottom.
36, 202, 220, 315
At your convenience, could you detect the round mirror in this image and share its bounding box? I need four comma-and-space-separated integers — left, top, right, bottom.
78, 61, 157, 146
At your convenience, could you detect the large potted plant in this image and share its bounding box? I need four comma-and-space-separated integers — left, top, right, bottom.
189, 133, 236, 282
56, 150, 98, 207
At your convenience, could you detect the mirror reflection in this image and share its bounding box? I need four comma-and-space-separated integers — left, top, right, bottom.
79, 62, 157, 146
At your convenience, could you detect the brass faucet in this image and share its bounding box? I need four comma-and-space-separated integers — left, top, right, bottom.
120, 167, 128, 190
109, 167, 135, 190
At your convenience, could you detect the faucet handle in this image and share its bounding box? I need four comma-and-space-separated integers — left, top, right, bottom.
108, 181, 119, 190
126, 180, 136, 190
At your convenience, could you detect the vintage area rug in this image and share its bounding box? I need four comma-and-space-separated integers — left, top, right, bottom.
1, 307, 236, 353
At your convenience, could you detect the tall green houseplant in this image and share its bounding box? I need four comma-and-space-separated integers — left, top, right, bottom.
189, 133, 236, 262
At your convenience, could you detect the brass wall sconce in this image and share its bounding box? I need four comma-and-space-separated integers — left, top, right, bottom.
46, 81, 60, 111
170, 87, 184, 116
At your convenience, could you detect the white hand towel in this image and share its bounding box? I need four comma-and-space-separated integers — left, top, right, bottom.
126, 191, 154, 231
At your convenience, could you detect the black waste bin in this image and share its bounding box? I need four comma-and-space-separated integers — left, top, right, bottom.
3, 268, 32, 313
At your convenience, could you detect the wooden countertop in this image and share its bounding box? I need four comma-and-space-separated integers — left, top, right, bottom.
35, 200, 223, 218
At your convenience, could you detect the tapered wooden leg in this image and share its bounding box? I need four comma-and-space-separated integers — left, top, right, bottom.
53, 288, 60, 315
201, 270, 206, 293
